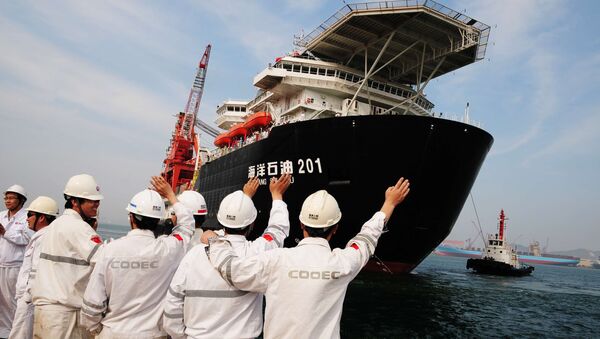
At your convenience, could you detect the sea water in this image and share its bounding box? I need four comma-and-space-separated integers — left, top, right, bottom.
96, 225, 599, 338
342, 255, 600, 338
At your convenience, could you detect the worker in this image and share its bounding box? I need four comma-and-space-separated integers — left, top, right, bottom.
0, 184, 30, 338
176, 190, 208, 249
9, 196, 59, 339
163, 174, 291, 339
31, 174, 104, 339
81, 176, 194, 338
205, 177, 410, 339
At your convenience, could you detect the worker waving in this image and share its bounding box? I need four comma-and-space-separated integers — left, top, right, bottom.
206, 177, 410, 339
81, 176, 194, 338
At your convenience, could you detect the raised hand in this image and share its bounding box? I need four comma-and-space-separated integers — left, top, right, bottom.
380, 177, 410, 222
269, 173, 292, 201
384, 177, 410, 207
243, 177, 260, 198
151, 176, 177, 205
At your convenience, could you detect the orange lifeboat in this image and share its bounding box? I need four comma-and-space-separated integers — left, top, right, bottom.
228, 123, 247, 139
243, 111, 272, 130
214, 132, 231, 148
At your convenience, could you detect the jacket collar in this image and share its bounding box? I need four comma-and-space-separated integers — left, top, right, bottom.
224, 234, 247, 242
4, 207, 26, 221
31, 225, 51, 241
297, 237, 331, 249
63, 208, 83, 221
127, 228, 155, 238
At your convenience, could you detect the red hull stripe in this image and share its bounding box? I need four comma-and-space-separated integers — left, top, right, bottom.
263, 234, 274, 242
173, 234, 183, 241
91, 236, 102, 244
350, 243, 359, 250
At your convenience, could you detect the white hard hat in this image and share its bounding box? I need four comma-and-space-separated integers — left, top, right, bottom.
299, 190, 342, 228
217, 190, 257, 228
126, 189, 164, 219
5, 184, 27, 199
64, 174, 104, 200
26, 196, 59, 216
178, 191, 207, 215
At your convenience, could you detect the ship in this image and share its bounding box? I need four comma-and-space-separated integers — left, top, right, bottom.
466, 210, 534, 276
194, 1, 493, 273
435, 241, 581, 267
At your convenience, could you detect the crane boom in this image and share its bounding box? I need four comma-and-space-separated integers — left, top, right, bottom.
162, 44, 212, 192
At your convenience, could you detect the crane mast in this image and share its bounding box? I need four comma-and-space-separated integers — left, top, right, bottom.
162, 44, 211, 192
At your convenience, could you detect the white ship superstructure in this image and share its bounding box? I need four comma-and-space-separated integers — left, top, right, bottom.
211, 0, 489, 153
483, 233, 521, 268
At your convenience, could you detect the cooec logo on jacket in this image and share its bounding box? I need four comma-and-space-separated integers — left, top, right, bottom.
110, 260, 159, 269
288, 270, 340, 280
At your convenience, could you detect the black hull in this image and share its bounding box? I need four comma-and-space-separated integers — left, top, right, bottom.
467, 258, 534, 276
195, 115, 493, 273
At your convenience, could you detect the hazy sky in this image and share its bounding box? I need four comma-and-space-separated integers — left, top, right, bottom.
1, 1, 598, 251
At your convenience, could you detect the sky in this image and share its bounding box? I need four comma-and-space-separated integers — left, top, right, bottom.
1, 0, 598, 252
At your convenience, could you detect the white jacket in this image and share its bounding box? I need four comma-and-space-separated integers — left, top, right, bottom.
208, 211, 386, 339
81, 202, 194, 338
163, 200, 289, 339
14, 226, 51, 302
31, 209, 104, 310
187, 229, 203, 251
0, 208, 32, 267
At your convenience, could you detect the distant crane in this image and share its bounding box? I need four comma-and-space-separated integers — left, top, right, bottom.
162, 44, 212, 192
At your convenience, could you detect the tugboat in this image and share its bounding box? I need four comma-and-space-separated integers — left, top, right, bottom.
467, 210, 534, 276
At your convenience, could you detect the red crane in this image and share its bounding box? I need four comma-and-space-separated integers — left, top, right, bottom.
162, 44, 211, 192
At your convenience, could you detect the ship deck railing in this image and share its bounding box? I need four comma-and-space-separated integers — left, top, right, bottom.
297, 0, 490, 61
206, 112, 481, 162
266, 59, 434, 111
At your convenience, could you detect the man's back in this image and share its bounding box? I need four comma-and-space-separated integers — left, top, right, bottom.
32, 209, 102, 309
262, 237, 365, 338
210, 211, 388, 339
164, 199, 290, 338
170, 237, 264, 338
86, 229, 187, 337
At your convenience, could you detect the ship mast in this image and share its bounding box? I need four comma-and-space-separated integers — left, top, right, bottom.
498, 209, 507, 241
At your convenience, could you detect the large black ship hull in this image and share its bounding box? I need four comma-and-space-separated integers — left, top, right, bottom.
195, 115, 493, 273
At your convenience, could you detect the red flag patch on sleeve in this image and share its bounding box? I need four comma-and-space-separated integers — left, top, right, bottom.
263, 234, 274, 242
91, 235, 102, 244
173, 234, 183, 241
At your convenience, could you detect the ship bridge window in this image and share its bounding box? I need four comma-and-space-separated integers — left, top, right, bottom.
227, 106, 233, 111
301, 66, 309, 74
241, 107, 246, 112
326, 69, 335, 77
309, 67, 317, 75
318, 68, 326, 76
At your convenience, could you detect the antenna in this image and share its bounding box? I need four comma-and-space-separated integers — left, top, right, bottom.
470, 193, 485, 247
293, 29, 307, 48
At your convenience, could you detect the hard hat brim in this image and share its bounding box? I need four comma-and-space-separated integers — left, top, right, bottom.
299, 214, 342, 228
